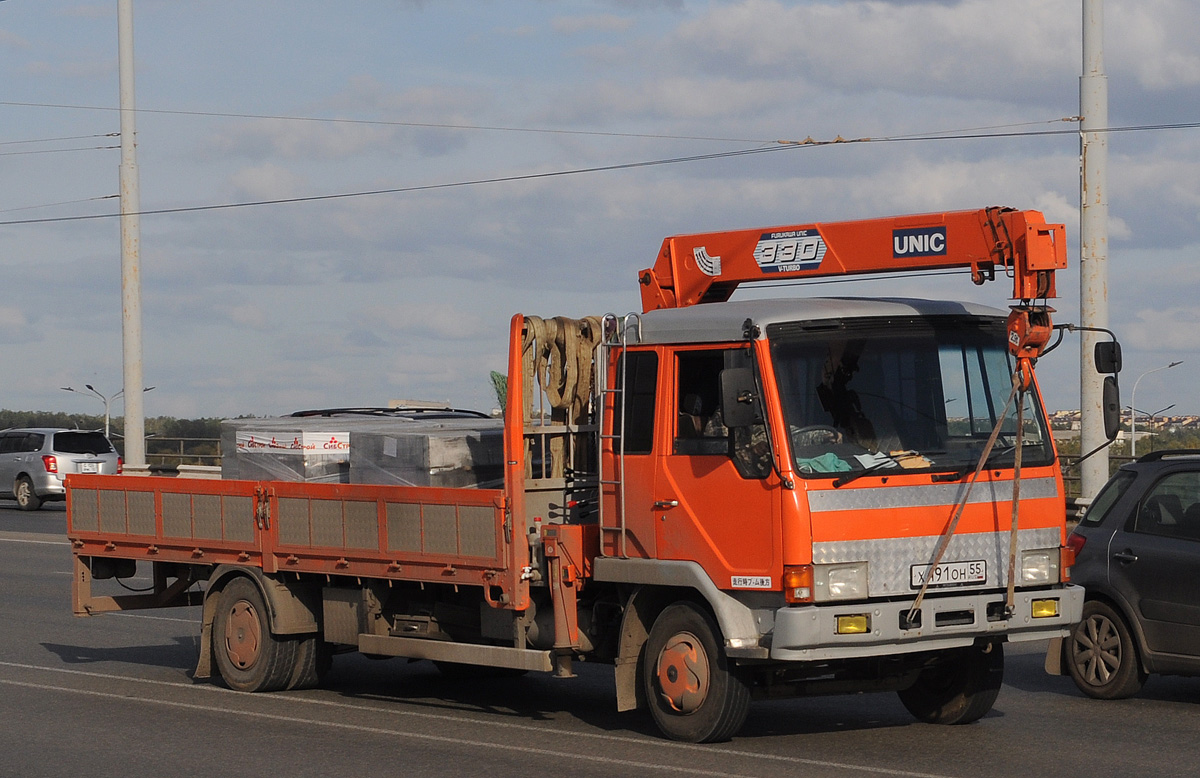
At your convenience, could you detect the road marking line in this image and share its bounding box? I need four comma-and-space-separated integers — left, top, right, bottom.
0, 661, 955, 778
0, 677, 769, 778
0, 536, 69, 546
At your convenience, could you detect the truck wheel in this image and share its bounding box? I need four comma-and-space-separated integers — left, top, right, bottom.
643, 602, 750, 743
898, 643, 1003, 725
1067, 600, 1146, 699
15, 477, 42, 511
286, 636, 332, 691
213, 577, 297, 692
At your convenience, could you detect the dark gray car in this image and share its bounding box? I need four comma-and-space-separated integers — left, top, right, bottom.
1058, 450, 1200, 698
0, 428, 121, 511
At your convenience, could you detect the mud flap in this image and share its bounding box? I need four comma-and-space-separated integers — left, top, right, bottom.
1044, 636, 1065, 676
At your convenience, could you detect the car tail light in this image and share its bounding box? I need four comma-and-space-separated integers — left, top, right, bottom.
42, 455, 58, 473
117, 457, 123, 475
1062, 534, 1085, 582
783, 565, 814, 603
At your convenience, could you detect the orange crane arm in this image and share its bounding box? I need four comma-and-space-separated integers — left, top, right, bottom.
638, 206, 1066, 313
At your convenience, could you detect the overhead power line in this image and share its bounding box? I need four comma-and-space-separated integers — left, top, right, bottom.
0, 132, 119, 147
0, 99, 774, 145
2, 117, 1198, 228
0, 194, 119, 215
0, 145, 120, 158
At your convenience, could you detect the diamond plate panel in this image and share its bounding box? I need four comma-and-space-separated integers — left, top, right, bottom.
128, 492, 156, 536
223, 496, 255, 543
278, 497, 311, 546
162, 493, 192, 538
311, 500, 343, 547
99, 490, 127, 534
808, 477, 1058, 513
71, 489, 98, 532
458, 505, 497, 559
344, 501, 379, 550
386, 502, 422, 553
423, 504, 458, 555
812, 527, 1061, 596
193, 494, 222, 540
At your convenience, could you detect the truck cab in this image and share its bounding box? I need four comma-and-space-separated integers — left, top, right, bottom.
596, 296, 1079, 739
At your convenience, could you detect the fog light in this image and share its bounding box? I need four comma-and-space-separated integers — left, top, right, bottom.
836, 614, 870, 634
1031, 599, 1059, 618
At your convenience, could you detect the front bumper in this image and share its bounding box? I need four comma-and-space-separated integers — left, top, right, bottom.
769, 584, 1084, 661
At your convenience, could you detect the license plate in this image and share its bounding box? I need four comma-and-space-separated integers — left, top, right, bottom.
79, 462, 99, 474
910, 559, 986, 588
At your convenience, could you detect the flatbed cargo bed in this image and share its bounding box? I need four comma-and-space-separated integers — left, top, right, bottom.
68, 473, 513, 597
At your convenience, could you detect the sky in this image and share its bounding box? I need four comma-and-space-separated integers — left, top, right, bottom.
1, 0, 1199, 422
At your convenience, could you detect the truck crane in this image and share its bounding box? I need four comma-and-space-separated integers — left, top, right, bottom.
66, 205, 1093, 743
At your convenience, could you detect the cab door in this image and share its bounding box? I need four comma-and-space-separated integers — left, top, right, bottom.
655, 347, 779, 588
600, 348, 661, 559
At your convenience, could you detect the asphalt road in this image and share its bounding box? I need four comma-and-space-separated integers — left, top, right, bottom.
3, 501, 1200, 778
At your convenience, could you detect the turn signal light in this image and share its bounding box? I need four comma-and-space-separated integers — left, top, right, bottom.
783, 565, 814, 603
42, 455, 58, 473
1060, 543, 1077, 582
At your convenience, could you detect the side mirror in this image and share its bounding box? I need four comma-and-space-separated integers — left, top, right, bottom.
1095, 341, 1122, 374
1102, 376, 1121, 440
720, 367, 758, 428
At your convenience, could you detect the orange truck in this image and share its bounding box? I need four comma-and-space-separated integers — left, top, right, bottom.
68, 206, 1092, 742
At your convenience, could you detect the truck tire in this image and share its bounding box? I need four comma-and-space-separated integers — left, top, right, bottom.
213, 577, 298, 692
1066, 600, 1146, 700
643, 602, 750, 743
15, 477, 42, 511
898, 643, 1003, 725
286, 635, 332, 691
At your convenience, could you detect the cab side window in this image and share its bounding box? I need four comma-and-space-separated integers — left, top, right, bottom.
674, 349, 771, 479
675, 350, 729, 456
616, 351, 659, 455
1134, 471, 1200, 541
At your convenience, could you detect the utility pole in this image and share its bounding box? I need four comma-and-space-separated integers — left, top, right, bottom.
118, 0, 146, 469
1079, 0, 1109, 500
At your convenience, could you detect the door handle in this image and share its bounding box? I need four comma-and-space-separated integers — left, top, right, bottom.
1113, 550, 1138, 564
653, 499, 679, 510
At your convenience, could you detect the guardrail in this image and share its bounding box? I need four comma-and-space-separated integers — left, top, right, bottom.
143, 437, 221, 467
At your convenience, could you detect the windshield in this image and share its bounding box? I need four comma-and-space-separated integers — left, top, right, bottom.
768, 316, 1053, 478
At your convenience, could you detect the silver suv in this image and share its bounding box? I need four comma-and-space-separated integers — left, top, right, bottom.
0, 428, 122, 510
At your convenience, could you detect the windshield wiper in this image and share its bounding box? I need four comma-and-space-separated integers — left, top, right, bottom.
833, 451, 918, 488
930, 445, 1017, 482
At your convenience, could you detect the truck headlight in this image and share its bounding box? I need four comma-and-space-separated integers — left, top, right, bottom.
815, 562, 869, 601
1020, 549, 1060, 585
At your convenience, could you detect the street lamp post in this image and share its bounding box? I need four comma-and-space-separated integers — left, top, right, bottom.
61, 385, 122, 437
1130, 361, 1182, 457
61, 384, 156, 439
1128, 404, 1176, 455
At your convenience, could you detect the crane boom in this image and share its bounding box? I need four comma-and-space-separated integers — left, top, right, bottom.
638, 206, 1066, 313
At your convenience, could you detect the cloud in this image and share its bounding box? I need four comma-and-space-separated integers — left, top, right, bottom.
0, 29, 31, 48
1124, 306, 1200, 352
665, 0, 1076, 104
57, 4, 112, 20
22, 59, 114, 79
552, 14, 634, 35
228, 163, 309, 202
